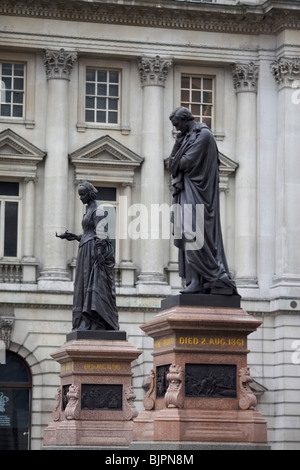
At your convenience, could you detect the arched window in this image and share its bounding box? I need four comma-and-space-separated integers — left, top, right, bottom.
0, 351, 32, 450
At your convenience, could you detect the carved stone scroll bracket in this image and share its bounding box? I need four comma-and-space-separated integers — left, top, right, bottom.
238, 366, 257, 411
164, 364, 184, 409
123, 386, 139, 421
143, 369, 156, 411
52, 388, 63, 422
65, 384, 80, 420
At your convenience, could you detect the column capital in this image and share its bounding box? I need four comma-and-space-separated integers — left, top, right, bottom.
43, 48, 77, 80
271, 57, 300, 89
232, 62, 259, 93
138, 55, 172, 87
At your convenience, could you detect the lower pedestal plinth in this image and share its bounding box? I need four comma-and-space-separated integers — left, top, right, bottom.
43, 332, 142, 448
133, 296, 269, 446
133, 408, 267, 444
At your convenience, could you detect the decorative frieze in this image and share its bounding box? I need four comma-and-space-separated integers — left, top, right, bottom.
232, 62, 259, 93
271, 57, 300, 88
43, 48, 77, 80
138, 55, 172, 87
2, 0, 300, 36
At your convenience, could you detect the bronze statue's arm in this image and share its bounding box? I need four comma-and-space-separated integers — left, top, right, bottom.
55, 230, 81, 242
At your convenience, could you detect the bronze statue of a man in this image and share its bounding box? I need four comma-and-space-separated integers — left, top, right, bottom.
169, 107, 237, 296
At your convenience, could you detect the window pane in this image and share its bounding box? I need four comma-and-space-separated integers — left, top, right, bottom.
95, 187, 117, 202
4, 201, 18, 257
13, 105, 22, 117
0, 182, 19, 196
13, 78, 24, 90
192, 77, 201, 89
85, 96, 95, 108
97, 97, 106, 109
108, 112, 118, 124
203, 78, 213, 90
109, 71, 119, 83
96, 110, 106, 122
85, 110, 94, 122
86, 69, 96, 81
181, 76, 190, 88
1, 104, 10, 116
109, 85, 118, 97
97, 70, 107, 82
2, 63, 12, 75
97, 83, 107, 96
108, 98, 118, 111
86, 82, 95, 95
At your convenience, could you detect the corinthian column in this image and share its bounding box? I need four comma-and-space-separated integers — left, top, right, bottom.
136, 55, 172, 294
271, 57, 300, 291
39, 49, 77, 288
232, 62, 259, 288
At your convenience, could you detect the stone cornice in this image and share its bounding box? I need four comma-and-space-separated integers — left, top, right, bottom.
1, 0, 300, 35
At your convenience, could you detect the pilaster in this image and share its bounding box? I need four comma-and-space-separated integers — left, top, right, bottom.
232, 62, 259, 289
136, 55, 172, 295
38, 49, 77, 289
270, 57, 300, 294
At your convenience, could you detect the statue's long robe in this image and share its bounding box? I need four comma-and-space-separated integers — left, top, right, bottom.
169, 123, 237, 293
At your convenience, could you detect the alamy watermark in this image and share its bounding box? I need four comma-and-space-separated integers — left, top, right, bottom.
96, 198, 205, 251
291, 80, 300, 104
291, 340, 300, 365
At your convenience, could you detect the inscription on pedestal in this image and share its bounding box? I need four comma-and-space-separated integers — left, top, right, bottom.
185, 364, 236, 398
81, 384, 122, 410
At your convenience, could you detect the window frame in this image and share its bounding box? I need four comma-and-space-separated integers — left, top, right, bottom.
0, 52, 35, 129
77, 58, 130, 134
0, 180, 22, 260
174, 64, 225, 141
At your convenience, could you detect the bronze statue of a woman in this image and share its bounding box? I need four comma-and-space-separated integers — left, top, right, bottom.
56, 181, 119, 331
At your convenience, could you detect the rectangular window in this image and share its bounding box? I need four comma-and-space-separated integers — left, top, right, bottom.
180, 75, 214, 129
85, 69, 120, 124
0, 182, 20, 258
0, 63, 25, 119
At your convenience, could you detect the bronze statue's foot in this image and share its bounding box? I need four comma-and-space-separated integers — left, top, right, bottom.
180, 284, 203, 295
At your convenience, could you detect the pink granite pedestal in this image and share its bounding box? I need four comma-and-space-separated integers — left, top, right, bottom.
133, 295, 269, 446
43, 331, 141, 448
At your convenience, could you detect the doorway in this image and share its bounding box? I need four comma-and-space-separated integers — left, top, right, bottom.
0, 351, 32, 450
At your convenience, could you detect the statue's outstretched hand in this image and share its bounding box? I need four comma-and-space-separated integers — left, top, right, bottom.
55, 230, 78, 241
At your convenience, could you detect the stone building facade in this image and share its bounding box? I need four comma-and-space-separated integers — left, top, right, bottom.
0, 0, 299, 450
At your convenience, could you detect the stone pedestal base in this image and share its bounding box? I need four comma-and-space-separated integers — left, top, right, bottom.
43, 331, 142, 448
133, 295, 268, 445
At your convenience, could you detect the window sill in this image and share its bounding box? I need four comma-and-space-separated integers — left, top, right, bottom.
0, 118, 35, 129
76, 122, 130, 135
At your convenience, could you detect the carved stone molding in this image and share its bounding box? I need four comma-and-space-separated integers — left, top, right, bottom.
138, 55, 172, 87
271, 57, 300, 89
3, 1, 300, 36
0, 315, 15, 349
238, 367, 257, 411
232, 62, 259, 93
43, 48, 77, 81
164, 363, 184, 409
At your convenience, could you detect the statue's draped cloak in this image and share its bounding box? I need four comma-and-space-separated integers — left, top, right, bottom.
73, 202, 119, 330
169, 123, 237, 292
